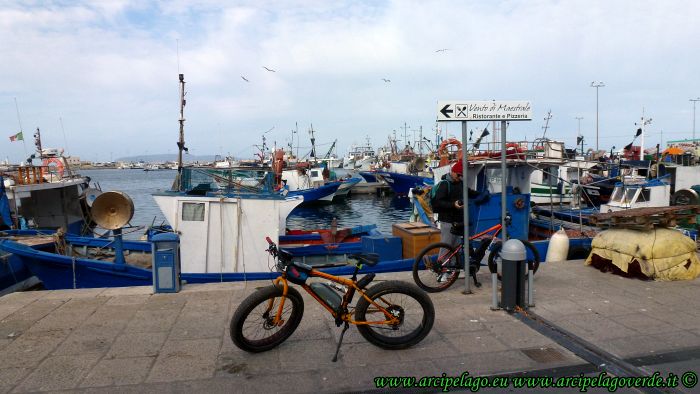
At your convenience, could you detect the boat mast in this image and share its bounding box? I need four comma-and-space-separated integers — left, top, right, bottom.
176, 74, 187, 190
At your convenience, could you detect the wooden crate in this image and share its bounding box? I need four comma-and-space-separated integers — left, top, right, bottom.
392, 222, 442, 259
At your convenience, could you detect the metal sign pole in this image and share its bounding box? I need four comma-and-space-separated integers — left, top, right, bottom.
462, 120, 471, 294
501, 120, 508, 240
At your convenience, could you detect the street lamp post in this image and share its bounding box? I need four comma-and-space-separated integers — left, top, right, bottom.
591, 82, 605, 151
575, 116, 584, 154
690, 98, 700, 142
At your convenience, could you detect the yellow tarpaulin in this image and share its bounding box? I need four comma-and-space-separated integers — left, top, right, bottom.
585, 227, 700, 281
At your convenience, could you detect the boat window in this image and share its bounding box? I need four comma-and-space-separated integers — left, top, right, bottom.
611, 187, 623, 202
182, 202, 205, 221
639, 188, 650, 201
310, 170, 319, 177
624, 188, 637, 204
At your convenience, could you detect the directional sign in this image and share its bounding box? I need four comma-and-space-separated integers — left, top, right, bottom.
437, 101, 532, 121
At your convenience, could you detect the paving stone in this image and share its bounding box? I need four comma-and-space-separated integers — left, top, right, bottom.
336, 341, 406, 367
107, 331, 168, 358
1, 299, 65, 331
0, 291, 45, 307
146, 338, 220, 383
215, 348, 281, 378
100, 286, 152, 297
169, 308, 228, 340
484, 321, 555, 349
52, 330, 117, 356
610, 313, 678, 334
78, 356, 155, 388
0, 319, 33, 339
444, 329, 510, 354
551, 312, 632, 341
103, 294, 150, 306
431, 349, 540, 376
41, 288, 105, 300
28, 297, 108, 332
2, 329, 70, 368
78, 304, 139, 333
0, 367, 31, 394
139, 293, 186, 311
12, 354, 100, 392
598, 334, 678, 359
123, 309, 181, 333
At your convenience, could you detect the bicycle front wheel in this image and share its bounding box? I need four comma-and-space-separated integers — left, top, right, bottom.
355, 281, 435, 349
412, 242, 460, 292
230, 285, 304, 352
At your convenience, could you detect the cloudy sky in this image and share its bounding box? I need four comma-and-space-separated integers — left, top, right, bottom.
1, 0, 699, 163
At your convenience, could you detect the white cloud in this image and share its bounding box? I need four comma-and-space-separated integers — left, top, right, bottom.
0, 0, 699, 163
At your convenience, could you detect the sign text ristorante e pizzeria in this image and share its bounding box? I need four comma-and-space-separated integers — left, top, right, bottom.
437, 100, 532, 121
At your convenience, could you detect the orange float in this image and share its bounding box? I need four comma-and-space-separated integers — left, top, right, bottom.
41, 157, 65, 178
437, 138, 462, 166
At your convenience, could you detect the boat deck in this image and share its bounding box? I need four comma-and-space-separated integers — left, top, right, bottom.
1, 259, 699, 392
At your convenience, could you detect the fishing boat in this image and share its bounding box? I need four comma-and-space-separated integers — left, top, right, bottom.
342, 137, 377, 171
332, 177, 361, 200
0, 130, 94, 293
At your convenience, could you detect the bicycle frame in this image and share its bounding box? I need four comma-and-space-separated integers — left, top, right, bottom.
435, 223, 503, 265
267, 267, 401, 327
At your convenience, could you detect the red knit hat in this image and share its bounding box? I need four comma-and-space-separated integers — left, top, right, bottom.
451, 160, 463, 175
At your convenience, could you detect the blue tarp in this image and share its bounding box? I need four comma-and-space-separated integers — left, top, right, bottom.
0, 176, 13, 228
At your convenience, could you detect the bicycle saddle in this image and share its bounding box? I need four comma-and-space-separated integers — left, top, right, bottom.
348, 253, 380, 266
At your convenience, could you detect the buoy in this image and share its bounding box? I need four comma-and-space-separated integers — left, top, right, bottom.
545, 228, 570, 262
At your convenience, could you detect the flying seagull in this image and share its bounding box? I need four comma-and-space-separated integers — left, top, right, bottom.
435, 48, 449, 53
381, 78, 391, 83
262, 66, 276, 72
241, 75, 249, 82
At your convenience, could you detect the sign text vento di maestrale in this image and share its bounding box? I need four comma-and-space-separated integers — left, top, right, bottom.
437, 101, 532, 121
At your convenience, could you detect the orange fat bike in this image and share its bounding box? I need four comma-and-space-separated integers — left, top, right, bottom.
230, 237, 435, 361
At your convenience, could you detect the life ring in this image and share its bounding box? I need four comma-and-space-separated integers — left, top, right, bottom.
437, 138, 462, 166
514, 198, 525, 209
41, 158, 65, 178
505, 143, 525, 159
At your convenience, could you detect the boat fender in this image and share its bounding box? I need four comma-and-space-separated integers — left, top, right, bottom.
545, 228, 569, 263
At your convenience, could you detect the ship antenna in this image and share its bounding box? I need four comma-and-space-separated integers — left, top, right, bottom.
176, 74, 188, 190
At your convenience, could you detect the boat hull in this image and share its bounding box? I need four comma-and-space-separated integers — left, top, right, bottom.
0, 230, 586, 290
375, 172, 432, 195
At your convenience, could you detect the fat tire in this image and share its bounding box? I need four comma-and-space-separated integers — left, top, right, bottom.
355, 281, 435, 349
412, 242, 460, 292
230, 285, 304, 352
487, 239, 541, 281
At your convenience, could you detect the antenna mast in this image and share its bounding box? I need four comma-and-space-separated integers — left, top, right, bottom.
541, 110, 552, 139
176, 74, 187, 190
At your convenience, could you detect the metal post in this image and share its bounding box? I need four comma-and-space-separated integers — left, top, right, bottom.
690, 98, 700, 142
501, 120, 508, 240
591, 82, 605, 151
462, 120, 471, 295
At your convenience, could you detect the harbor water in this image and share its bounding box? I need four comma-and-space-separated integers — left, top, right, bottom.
81, 169, 412, 237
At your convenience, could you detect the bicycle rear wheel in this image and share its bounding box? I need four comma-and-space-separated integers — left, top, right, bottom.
230, 285, 304, 352
355, 281, 435, 349
412, 242, 460, 293
487, 239, 540, 281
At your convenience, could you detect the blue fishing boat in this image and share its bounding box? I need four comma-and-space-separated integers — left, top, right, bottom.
0, 228, 590, 290
358, 171, 379, 183
376, 171, 433, 196
287, 181, 341, 203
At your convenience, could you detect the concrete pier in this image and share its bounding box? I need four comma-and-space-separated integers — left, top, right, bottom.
1, 260, 699, 393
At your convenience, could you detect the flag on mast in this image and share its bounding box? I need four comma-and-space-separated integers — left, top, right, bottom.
9, 132, 23, 142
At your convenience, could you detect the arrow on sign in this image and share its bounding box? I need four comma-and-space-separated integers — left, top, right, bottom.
440, 104, 453, 118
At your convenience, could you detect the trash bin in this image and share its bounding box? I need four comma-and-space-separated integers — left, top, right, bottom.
500, 239, 526, 312
151, 233, 181, 293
